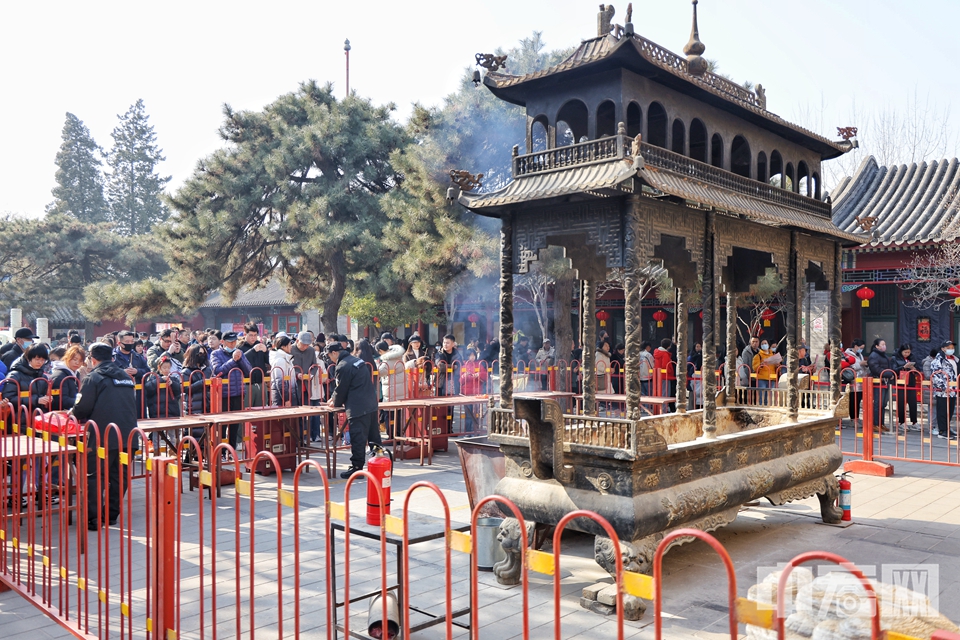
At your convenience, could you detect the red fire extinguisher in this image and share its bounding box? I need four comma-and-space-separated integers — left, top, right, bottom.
366, 446, 393, 526
838, 472, 851, 521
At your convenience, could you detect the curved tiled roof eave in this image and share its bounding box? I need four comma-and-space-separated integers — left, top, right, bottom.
832, 155, 960, 246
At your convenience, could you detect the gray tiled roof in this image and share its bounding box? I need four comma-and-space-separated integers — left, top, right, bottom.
200, 279, 294, 309
832, 156, 960, 246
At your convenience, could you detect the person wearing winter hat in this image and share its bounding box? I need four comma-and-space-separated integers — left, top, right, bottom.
71, 341, 137, 530
326, 342, 380, 478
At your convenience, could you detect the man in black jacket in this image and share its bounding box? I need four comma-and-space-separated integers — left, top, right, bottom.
867, 338, 897, 432
239, 323, 269, 406
326, 343, 380, 479
1, 327, 38, 368
72, 343, 138, 531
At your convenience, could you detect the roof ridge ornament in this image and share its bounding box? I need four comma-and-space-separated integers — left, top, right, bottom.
683, 0, 707, 77
598, 4, 616, 37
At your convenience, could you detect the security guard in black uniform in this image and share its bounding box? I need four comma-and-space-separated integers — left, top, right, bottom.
326, 342, 380, 478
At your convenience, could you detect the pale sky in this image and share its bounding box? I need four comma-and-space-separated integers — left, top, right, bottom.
1, 0, 957, 217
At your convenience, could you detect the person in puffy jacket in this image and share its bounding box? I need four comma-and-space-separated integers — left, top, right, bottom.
752, 339, 782, 405
71, 343, 137, 530
930, 340, 958, 439
842, 340, 866, 422
2, 343, 51, 421
210, 332, 252, 449
50, 345, 86, 411
867, 338, 896, 431
181, 344, 212, 415
142, 356, 182, 418
269, 335, 300, 407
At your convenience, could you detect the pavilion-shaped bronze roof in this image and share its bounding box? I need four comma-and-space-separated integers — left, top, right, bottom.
460, 134, 866, 245
483, 33, 848, 160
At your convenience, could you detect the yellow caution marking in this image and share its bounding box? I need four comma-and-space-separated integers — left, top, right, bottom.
27, 545, 33, 557
12, 423, 18, 434
450, 530, 472, 555
26, 427, 34, 437
60, 567, 66, 579
121, 602, 130, 617
735, 597, 774, 629
278, 489, 295, 508
19, 391, 29, 398
623, 571, 654, 599
199, 471, 212, 487
43, 555, 49, 567
526, 549, 555, 575
119, 452, 129, 466
235, 479, 251, 496
328, 501, 345, 522
166, 464, 178, 478
59, 436, 66, 447
167, 628, 177, 640
146, 457, 152, 472
147, 618, 153, 632
0, 530, 5, 541
98, 447, 105, 459
12, 537, 18, 549
51, 389, 60, 396
384, 514, 404, 536
99, 589, 107, 603
42, 430, 50, 442
835, 431, 841, 436
78, 577, 86, 591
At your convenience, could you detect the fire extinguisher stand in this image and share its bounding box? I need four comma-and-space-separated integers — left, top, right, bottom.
367, 446, 393, 526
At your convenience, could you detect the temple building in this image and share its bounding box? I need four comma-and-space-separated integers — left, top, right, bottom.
833, 156, 960, 349
458, 0, 862, 425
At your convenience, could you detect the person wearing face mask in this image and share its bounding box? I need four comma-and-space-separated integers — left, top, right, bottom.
866, 338, 896, 432
930, 340, 958, 439
842, 339, 867, 424
1, 327, 38, 369
752, 339, 782, 405
113, 330, 151, 419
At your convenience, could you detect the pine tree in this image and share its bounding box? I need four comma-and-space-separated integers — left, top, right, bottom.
47, 113, 108, 223
106, 99, 171, 236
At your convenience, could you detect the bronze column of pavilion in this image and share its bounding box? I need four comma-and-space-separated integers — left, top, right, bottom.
702, 210, 717, 436
786, 231, 801, 421
499, 213, 514, 408
725, 289, 737, 402
623, 196, 643, 419
830, 241, 843, 401
581, 279, 598, 416
675, 288, 687, 412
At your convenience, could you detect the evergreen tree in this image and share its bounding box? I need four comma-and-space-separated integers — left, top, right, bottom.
106, 99, 171, 236
47, 113, 108, 223
164, 82, 409, 333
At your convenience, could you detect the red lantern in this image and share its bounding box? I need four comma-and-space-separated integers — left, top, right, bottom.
653, 309, 667, 328
856, 287, 875, 308
949, 285, 960, 306
467, 313, 480, 328
699, 310, 704, 319
761, 308, 776, 327
596, 310, 610, 327
373, 316, 381, 328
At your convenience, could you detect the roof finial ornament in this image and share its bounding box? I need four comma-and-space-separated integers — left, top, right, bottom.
624, 3, 634, 36
684, 0, 708, 77
598, 4, 615, 37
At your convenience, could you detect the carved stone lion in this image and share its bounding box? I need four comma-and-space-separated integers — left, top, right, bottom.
493, 518, 536, 586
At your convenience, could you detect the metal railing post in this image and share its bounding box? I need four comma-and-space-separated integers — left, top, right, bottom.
150, 456, 177, 639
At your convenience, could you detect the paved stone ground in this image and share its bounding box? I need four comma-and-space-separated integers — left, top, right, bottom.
2, 447, 959, 639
